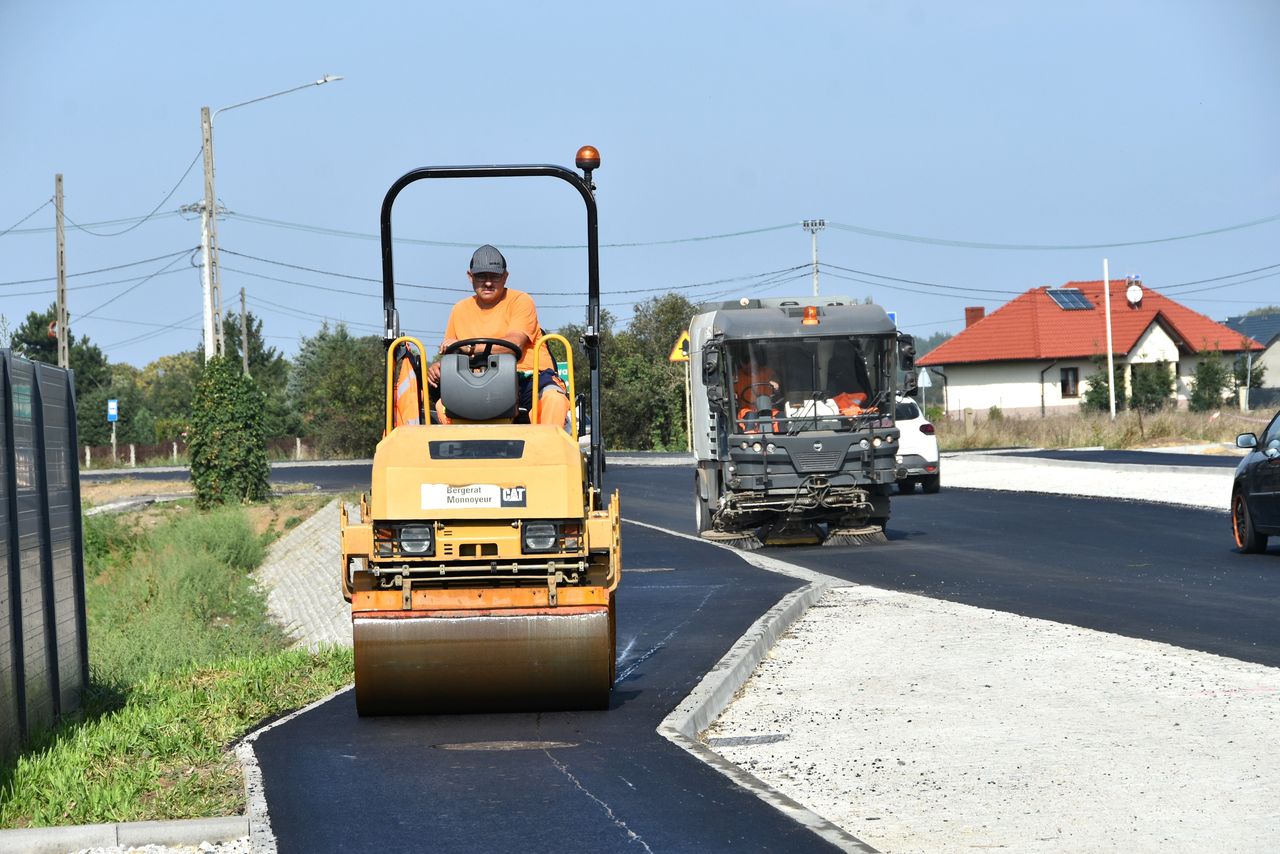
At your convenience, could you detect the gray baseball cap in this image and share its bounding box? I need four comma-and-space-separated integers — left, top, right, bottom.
469, 244, 507, 275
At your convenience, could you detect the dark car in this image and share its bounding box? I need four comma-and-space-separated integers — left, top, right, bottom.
1232, 410, 1280, 553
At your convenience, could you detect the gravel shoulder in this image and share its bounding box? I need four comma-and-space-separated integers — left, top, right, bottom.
706, 451, 1279, 854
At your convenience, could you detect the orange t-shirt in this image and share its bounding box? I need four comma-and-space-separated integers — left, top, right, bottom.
443, 287, 553, 372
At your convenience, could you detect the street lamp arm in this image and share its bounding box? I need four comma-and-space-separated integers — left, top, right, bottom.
212, 74, 343, 122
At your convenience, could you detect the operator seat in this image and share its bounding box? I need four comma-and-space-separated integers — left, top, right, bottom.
438, 352, 519, 422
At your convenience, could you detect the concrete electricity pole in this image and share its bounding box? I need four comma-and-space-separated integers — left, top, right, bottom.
1102, 258, 1116, 420
198, 74, 343, 364
200, 106, 223, 362
803, 219, 825, 297
240, 287, 250, 376
55, 174, 69, 369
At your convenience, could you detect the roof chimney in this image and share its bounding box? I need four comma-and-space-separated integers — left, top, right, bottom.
965, 306, 986, 328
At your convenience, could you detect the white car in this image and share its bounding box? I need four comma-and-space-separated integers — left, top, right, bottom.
894, 397, 940, 493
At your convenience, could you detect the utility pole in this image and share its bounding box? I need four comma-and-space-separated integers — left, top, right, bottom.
1103, 258, 1116, 420
200, 106, 225, 361
802, 219, 825, 297
54, 174, 69, 369
240, 287, 250, 376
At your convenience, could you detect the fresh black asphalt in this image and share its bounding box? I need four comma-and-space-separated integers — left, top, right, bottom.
999, 448, 1241, 468
251, 522, 833, 854
610, 465, 1280, 668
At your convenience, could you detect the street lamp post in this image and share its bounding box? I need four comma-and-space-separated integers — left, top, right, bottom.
199, 74, 343, 360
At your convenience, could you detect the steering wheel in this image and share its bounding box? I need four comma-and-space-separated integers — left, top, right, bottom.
739, 381, 777, 399
443, 337, 522, 364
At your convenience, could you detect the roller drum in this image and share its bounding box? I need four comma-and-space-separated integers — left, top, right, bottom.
354, 608, 613, 715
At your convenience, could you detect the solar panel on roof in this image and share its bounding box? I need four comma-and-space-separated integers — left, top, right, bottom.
1046, 288, 1094, 310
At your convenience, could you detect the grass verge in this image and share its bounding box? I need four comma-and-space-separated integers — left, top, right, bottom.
0, 499, 353, 829
937, 409, 1266, 452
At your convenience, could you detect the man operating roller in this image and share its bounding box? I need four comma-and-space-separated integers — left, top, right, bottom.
426, 244, 571, 428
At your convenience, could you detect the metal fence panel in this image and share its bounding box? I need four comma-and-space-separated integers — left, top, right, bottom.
0, 353, 19, 759
0, 351, 87, 763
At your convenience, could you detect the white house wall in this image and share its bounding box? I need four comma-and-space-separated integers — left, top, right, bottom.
944, 360, 1095, 417
940, 350, 1241, 418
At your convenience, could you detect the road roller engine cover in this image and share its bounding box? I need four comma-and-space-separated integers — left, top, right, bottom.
341, 148, 619, 715
689, 297, 918, 547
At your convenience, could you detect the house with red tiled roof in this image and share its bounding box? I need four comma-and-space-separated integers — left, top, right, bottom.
917, 280, 1263, 417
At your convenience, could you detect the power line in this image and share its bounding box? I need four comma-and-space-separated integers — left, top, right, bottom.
0, 247, 197, 287
101, 311, 202, 349
79, 251, 197, 321
820, 262, 1023, 295
828, 211, 1280, 250
6, 209, 186, 235
224, 211, 796, 249
58, 149, 204, 238
0, 198, 53, 238
0, 266, 191, 300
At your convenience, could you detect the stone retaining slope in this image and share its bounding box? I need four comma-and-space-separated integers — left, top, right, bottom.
253, 501, 352, 650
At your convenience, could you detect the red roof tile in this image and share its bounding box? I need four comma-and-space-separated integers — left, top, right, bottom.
918, 280, 1264, 366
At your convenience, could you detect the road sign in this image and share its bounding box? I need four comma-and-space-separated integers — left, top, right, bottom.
106, 399, 118, 422
556, 361, 570, 385
917, 368, 932, 388
669, 330, 691, 363
887, 311, 897, 326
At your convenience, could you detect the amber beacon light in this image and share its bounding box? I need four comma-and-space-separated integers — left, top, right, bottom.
802, 306, 820, 325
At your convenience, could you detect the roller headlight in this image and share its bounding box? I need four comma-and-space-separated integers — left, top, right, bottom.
373, 523, 435, 558
399, 524, 434, 554
522, 522, 559, 553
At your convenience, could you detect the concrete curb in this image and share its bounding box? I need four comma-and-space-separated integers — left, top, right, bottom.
0, 815, 248, 854
632, 518, 878, 853
948, 450, 1236, 476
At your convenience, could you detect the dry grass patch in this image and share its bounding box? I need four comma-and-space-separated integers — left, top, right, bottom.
936, 409, 1263, 452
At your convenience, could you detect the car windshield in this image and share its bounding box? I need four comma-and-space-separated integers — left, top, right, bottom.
894, 400, 920, 421
726, 335, 891, 434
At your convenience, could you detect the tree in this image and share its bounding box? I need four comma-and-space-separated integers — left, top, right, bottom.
222, 311, 296, 437
289, 323, 384, 457
1081, 357, 1127, 413
10, 304, 114, 442
1130, 361, 1174, 413
137, 351, 204, 442
188, 356, 269, 507
1188, 351, 1233, 412
1245, 305, 1280, 317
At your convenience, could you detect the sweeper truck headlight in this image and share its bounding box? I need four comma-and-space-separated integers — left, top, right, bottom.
522, 522, 560, 553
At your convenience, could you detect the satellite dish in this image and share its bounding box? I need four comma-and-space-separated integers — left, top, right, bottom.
1125, 283, 1143, 305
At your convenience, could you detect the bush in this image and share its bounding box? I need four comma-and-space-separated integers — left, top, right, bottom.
1189, 352, 1233, 412
1082, 358, 1127, 413
188, 357, 270, 508
987, 405, 1004, 422
925, 405, 944, 423
1130, 361, 1174, 413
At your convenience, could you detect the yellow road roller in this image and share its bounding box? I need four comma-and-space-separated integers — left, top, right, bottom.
340, 148, 619, 715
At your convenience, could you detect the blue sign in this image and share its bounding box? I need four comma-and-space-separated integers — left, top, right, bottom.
107, 399, 118, 422
887, 311, 897, 326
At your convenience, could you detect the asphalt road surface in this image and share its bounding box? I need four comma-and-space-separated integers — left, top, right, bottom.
609, 465, 1280, 668
251, 522, 839, 854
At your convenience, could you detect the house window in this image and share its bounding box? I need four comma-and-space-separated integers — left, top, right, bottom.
1060, 367, 1079, 398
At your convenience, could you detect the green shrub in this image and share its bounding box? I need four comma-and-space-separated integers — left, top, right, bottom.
925, 405, 944, 423
987, 405, 1004, 422
189, 357, 270, 508
1189, 351, 1232, 412
1082, 357, 1127, 413
1130, 361, 1174, 413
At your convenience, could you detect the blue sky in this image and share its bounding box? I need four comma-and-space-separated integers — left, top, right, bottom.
2, 0, 1277, 366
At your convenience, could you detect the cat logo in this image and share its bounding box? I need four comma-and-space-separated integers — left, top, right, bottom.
500, 486, 527, 508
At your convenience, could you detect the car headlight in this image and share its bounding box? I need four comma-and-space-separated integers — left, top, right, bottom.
522, 521, 559, 553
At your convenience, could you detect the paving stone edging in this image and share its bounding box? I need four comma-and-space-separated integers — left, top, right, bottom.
0, 816, 248, 854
